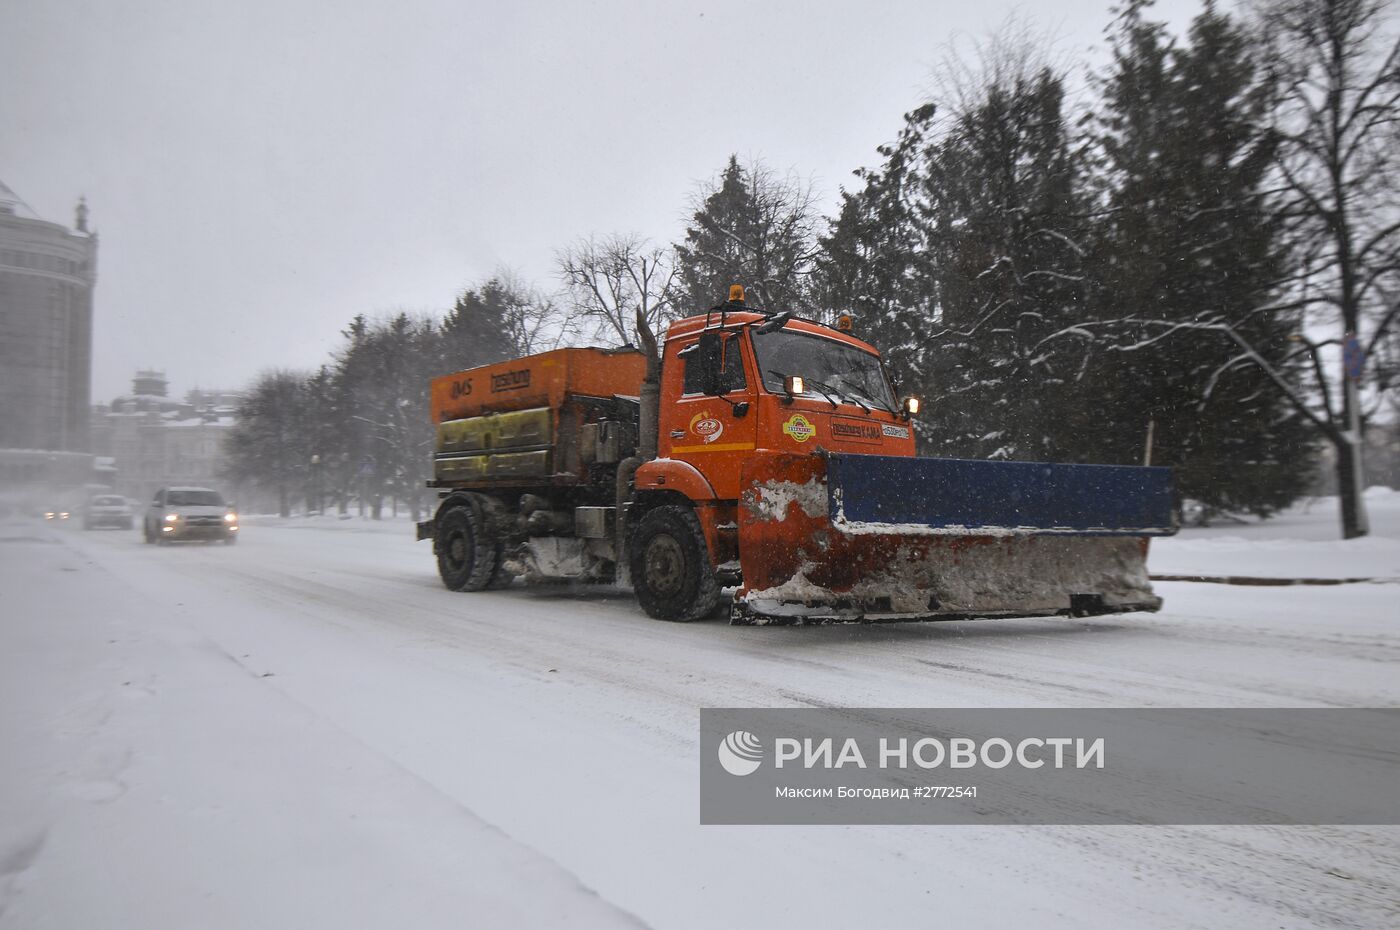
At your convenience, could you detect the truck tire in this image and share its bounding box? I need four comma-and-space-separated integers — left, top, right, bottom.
630, 505, 720, 622
436, 503, 499, 592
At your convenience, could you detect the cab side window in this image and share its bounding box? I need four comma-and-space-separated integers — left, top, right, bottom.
681, 339, 748, 395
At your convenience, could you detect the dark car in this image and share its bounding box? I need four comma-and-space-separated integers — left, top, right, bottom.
143, 486, 239, 544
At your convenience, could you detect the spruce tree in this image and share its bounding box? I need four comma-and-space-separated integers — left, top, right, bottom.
812, 104, 938, 401
673, 155, 818, 314
1088, 1, 1314, 514
918, 64, 1091, 462
439, 279, 520, 373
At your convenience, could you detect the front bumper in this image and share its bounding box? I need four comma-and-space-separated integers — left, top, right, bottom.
162, 522, 236, 540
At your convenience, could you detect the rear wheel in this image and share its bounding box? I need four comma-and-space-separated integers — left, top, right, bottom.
435, 503, 498, 592
630, 505, 720, 622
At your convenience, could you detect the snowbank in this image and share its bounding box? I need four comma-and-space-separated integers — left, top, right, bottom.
1150, 489, 1400, 580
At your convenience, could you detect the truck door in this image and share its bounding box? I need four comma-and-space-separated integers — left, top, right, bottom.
662, 331, 757, 501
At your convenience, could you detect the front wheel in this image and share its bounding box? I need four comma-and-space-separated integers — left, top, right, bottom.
629, 505, 720, 622
435, 503, 498, 592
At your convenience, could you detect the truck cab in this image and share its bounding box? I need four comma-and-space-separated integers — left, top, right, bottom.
641, 310, 916, 502
628, 307, 920, 601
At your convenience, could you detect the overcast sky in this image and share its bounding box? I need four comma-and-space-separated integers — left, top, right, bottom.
2, 0, 1202, 402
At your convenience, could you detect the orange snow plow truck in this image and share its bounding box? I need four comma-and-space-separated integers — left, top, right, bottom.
417, 288, 1177, 624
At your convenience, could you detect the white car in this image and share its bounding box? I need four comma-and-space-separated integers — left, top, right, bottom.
84, 494, 135, 530
143, 486, 239, 545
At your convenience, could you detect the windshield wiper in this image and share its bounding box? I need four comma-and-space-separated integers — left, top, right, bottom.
834, 379, 872, 414
802, 377, 845, 410
839, 377, 896, 415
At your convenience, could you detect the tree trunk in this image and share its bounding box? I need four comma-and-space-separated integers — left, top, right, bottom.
1336, 374, 1370, 539
278, 484, 290, 519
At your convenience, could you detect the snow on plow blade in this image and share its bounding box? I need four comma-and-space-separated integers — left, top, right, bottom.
734, 453, 1176, 625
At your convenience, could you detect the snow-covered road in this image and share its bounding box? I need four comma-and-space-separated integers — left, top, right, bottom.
2, 502, 1398, 929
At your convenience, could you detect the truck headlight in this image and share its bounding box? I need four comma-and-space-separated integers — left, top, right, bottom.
901, 396, 921, 417
784, 375, 806, 396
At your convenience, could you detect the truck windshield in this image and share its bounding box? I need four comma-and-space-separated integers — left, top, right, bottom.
752, 329, 896, 410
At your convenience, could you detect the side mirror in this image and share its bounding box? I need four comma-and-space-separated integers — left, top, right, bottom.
755, 312, 791, 335
696, 331, 733, 396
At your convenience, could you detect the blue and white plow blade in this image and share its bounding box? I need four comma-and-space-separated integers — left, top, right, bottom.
734, 453, 1179, 624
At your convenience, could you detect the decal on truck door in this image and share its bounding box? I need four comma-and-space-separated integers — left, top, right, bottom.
782, 414, 816, 443
690, 411, 725, 444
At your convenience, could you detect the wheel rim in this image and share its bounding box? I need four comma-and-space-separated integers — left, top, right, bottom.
446, 530, 469, 572
644, 534, 686, 597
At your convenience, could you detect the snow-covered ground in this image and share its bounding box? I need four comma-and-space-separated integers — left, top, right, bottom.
1, 493, 1397, 929
1149, 487, 1400, 581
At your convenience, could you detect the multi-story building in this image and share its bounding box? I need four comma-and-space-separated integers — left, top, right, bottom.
0, 180, 99, 508
90, 371, 240, 504
0, 179, 98, 454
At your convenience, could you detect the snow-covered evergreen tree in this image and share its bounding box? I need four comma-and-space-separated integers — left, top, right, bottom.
811, 104, 938, 402
1083, 0, 1315, 516
916, 55, 1091, 462
673, 155, 819, 315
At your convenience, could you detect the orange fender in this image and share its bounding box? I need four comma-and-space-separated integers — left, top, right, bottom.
634, 458, 718, 502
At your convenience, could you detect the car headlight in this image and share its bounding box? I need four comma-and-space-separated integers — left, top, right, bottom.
224, 512, 238, 523
164, 513, 180, 523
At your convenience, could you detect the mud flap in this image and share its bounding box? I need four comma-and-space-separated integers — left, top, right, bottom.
734, 453, 1175, 625
416, 519, 436, 543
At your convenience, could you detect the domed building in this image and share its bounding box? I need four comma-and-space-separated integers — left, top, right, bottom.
0, 180, 99, 497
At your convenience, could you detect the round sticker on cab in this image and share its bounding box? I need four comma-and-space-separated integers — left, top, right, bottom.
690, 411, 725, 444
782, 414, 816, 442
